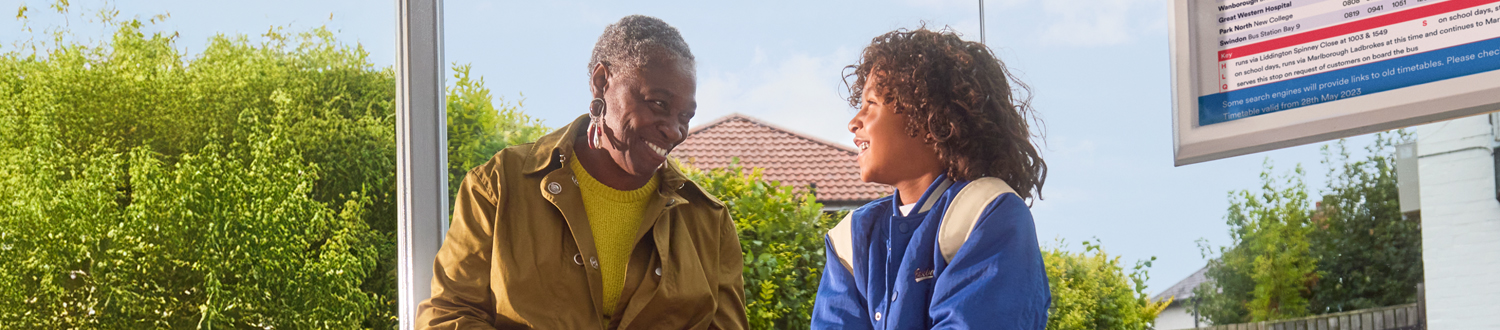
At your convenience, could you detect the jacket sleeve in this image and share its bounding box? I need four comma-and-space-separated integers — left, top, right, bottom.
712, 207, 750, 330
929, 194, 1051, 330
416, 168, 501, 330
810, 236, 874, 330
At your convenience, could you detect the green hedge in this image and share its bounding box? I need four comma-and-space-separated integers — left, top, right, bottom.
683, 161, 837, 329
1044, 240, 1169, 330
0, 21, 399, 328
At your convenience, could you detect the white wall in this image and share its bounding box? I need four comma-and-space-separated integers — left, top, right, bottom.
1155, 303, 1199, 330
1415, 113, 1500, 330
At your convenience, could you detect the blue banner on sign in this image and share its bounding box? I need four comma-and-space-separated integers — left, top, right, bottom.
1199, 36, 1500, 126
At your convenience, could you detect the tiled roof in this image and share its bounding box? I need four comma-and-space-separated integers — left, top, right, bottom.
673, 113, 891, 204
1153, 266, 1209, 305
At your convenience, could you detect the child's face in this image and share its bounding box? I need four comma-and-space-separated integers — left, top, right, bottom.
848, 74, 944, 186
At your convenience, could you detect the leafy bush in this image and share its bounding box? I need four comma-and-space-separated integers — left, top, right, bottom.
1193, 134, 1422, 324
1308, 133, 1422, 314
682, 160, 837, 330
1043, 240, 1168, 330
445, 64, 548, 202
3, 121, 382, 328
1194, 162, 1317, 323
0, 17, 402, 328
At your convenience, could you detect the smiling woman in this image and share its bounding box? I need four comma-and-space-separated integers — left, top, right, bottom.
576, 15, 699, 189
416, 15, 747, 330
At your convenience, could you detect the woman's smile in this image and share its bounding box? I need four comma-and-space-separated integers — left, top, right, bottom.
639, 138, 671, 164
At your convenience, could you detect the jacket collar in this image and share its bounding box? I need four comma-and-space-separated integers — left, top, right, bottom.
526, 114, 701, 203
523, 114, 588, 175
892, 173, 953, 216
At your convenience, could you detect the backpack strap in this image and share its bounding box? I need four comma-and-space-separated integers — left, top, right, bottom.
937, 177, 1016, 263
828, 211, 856, 273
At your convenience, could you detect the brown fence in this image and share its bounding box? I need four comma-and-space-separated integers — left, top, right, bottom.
1194, 304, 1422, 330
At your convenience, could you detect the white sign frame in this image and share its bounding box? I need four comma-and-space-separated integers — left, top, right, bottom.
1171, 0, 1500, 166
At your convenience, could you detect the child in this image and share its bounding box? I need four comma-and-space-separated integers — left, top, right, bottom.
811, 27, 1051, 329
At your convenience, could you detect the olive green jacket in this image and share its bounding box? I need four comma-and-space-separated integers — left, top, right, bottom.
417, 115, 748, 329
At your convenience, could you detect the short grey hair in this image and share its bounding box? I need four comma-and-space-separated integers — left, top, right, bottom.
588, 15, 695, 78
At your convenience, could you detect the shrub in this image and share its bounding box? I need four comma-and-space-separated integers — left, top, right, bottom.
1044, 240, 1169, 330
1194, 162, 1317, 323
445, 64, 548, 203
1308, 133, 1422, 313
1194, 134, 1421, 324
0, 17, 401, 328
682, 160, 838, 330
1, 107, 381, 328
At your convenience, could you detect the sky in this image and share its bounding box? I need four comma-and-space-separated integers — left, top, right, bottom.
2, 0, 1389, 296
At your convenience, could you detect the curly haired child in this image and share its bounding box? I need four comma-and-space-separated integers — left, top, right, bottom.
811, 27, 1051, 329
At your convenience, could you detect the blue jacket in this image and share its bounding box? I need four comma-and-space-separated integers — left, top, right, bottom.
811, 175, 1050, 329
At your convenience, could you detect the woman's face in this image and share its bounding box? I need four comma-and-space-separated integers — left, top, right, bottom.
592, 57, 697, 178
848, 74, 941, 185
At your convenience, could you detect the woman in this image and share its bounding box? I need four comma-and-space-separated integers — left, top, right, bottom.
418, 15, 748, 329
811, 27, 1051, 329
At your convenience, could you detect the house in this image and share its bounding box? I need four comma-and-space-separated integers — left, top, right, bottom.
672, 113, 891, 211
1153, 266, 1209, 330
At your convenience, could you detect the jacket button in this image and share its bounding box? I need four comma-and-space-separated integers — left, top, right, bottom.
874, 312, 882, 321
573, 253, 584, 266
654, 267, 662, 276
547, 182, 562, 195
589, 257, 599, 269
891, 291, 898, 301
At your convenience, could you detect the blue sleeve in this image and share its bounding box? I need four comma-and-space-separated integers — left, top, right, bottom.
929, 194, 1051, 330
811, 236, 874, 330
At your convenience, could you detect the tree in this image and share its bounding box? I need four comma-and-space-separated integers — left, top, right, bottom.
1192, 134, 1425, 325
445, 64, 548, 202
1043, 239, 1169, 330
682, 160, 838, 330
1308, 133, 1422, 313
1192, 162, 1317, 323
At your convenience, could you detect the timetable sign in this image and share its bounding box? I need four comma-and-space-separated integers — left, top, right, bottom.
1171, 0, 1500, 165
1202, 0, 1500, 125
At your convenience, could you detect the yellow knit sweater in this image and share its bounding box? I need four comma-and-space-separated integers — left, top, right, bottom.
570, 157, 658, 318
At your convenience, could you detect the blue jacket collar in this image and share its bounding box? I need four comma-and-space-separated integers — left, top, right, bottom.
890, 174, 953, 217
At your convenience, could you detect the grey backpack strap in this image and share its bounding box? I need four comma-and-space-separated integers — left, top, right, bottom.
827, 212, 856, 273
937, 177, 1016, 263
